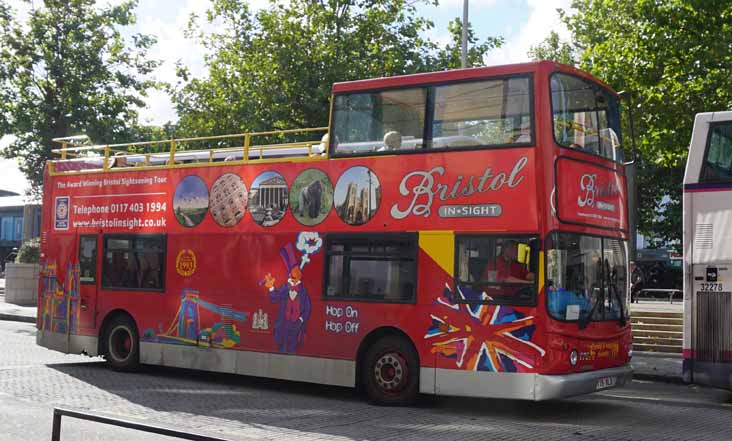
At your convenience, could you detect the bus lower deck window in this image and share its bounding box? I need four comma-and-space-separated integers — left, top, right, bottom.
455, 236, 538, 305
324, 234, 417, 302
102, 234, 166, 291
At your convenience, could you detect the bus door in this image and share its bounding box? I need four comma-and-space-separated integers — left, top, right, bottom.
78, 235, 99, 330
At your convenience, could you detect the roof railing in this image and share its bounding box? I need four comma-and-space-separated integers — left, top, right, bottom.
49, 127, 329, 175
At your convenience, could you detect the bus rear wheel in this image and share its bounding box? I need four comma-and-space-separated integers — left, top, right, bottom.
363, 336, 419, 405
103, 315, 140, 372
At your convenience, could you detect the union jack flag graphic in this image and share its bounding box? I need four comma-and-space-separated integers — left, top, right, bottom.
425, 283, 546, 372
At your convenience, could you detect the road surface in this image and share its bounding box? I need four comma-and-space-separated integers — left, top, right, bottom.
1, 320, 731, 440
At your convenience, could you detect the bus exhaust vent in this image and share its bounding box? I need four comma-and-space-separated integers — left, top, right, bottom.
695, 224, 713, 249
695, 291, 732, 363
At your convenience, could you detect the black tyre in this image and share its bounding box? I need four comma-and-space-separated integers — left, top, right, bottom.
103, 314, 140, 372
363, 336, 419, 405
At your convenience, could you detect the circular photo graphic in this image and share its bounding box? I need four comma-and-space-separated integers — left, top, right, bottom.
249, 171, 288, 227
289, 169, 333, 226
173, 175, 209, 228
210, 173, 248, 227
334, 166, 381, 226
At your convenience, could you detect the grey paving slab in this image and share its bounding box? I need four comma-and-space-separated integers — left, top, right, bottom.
2, 321, 732, 441
631, 352, 683, 382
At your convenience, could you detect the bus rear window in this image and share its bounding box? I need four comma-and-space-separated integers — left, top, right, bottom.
331, 76, 533, 155
700, 122, 732, 182
551, 73, 622, 162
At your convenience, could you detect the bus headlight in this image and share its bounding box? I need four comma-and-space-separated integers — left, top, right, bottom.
570, 349, 578, 366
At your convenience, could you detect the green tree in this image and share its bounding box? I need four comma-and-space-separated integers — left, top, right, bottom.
534, 0, 732, 247
172, 0, 502, 139
0, 0, 159, 194
528, 30, 576, 65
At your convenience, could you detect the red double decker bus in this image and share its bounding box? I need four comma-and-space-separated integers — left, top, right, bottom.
38, 61, 632, 404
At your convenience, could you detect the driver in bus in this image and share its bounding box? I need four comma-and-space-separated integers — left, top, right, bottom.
482, 240, 535, 284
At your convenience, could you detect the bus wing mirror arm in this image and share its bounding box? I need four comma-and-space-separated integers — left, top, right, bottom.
618, 90, 637, 165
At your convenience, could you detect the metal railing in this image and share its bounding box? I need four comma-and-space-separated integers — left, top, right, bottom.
51, 407, 233, 441
49, 127, 329, 176
638, 288, 683, 304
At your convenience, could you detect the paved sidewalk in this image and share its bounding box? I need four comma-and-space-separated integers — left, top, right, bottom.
631, 352, 683, 382
0, 278, 36, 323
629, 300, 684, 382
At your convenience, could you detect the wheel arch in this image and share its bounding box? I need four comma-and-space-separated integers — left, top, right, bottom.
354, 326, 420, 391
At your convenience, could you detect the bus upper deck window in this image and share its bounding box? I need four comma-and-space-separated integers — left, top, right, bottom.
331, 75, 533, 156
551, 73, 622, 162
332, 88, 426, 155
432, 77, 532, 149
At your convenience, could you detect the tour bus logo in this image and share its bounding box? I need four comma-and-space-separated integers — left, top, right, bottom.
577, 173, 619, 213
54, 196, 70, 230
390, 156, 528, 219
176, 249, 197, 277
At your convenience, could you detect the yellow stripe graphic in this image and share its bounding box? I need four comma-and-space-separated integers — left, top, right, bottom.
419, 231, 454, 277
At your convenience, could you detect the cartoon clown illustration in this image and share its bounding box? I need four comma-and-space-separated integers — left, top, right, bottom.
263, 240, 315, 353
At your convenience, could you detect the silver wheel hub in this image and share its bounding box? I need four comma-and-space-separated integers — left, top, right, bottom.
374, 353, 405, 391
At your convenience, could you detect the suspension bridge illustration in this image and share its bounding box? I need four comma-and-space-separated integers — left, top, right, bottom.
153, 289, 248, 348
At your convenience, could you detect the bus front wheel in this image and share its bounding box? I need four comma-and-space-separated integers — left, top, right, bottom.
103, 314, 140, 372
363, 336, 419, 405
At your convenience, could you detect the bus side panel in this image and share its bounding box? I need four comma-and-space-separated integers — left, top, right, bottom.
685, 189, 732, 389
112, 232, 426, 374
38, 233, 87, 334
128, 229, 548, 390
682, 189, 694, 381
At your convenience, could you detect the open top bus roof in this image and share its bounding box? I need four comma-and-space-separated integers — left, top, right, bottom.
332, 60, 617, 95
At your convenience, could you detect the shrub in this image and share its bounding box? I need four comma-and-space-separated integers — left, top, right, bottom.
16, 238, 40, 264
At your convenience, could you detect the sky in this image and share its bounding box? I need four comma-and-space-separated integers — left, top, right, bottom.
131, 0, 573, 125
0, 0, 573, 194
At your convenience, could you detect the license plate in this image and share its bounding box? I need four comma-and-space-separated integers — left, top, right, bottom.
596, 376, 617, 390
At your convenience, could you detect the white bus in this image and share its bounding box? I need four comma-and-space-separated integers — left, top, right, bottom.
682, 111, 732, 389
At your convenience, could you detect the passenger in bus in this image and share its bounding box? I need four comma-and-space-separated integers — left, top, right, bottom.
112, 151, 130, 168
103, 253, 125, 287
120, 258, 139, 288
379, 131, 402, 151
318, 133, 330, 154
138, 253, 160, 289
482, 240, 535, 284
